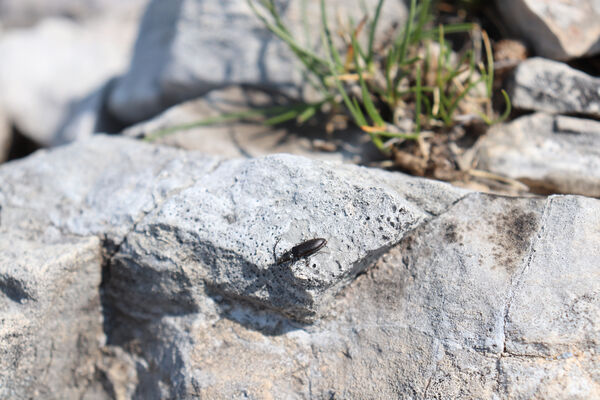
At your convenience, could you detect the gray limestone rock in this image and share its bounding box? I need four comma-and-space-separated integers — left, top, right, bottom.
508, 57, 600, 118
0, 235, 105, 399
0, 135, 598, 398
0, 15, 138, 146
107, 0, 408, 124
473, 113, 600, 197
0, 136, 220, 249
107, 153, 457, 322
107, 192, 600, 399
53, 78, 115, 146
496, 0, 600, 60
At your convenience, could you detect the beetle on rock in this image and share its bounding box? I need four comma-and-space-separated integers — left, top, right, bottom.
274, 238, 327, 265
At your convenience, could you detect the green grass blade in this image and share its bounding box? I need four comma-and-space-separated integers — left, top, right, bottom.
348, 15, 369, 64
446, 77, 484, 118
352, 98, 368, 126
320, 0, 344, 71
497, 89, 511, 122
352, 34, 384, 126
264, 109, 303, 125
374, 131, 420, 139
482, 30, 494, 98
388, 0, 416, 99
478, 89, 511, 125
144, 107, 285, 142
297, 104, 318, 123
320, 25, 367, 126
247, 0, 329, 74
414, 63, 422, 135
395, 0, 416, 65
370, 134, 386, 151
412, 0, 431, 43
444, 50, 473, 83
367, 0, 385, 66
421, 95, 432, 120
397, 56, 420, 67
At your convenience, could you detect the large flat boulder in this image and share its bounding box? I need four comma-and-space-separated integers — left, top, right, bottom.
0, 135, 597, 398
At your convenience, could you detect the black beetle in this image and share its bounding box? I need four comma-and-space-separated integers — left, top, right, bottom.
275, 238, 327, 265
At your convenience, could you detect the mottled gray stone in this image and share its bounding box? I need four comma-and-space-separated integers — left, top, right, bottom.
474, 113, 600, 197
0, 136, 220, 248
508, 58, 600, 118
497, 0, 600, 59
107, 151, 466, 322
108, 193, 600, 399
1, 135, 598, 398
505, 196, 600, 357
0, 235, 105, 399
52, 79, 112, 146
500, 195, 600, 399
108, 0, 407, 124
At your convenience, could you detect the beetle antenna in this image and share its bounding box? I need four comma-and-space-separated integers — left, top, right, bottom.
273, 238, 282, 262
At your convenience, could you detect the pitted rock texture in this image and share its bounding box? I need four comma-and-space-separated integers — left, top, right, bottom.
0, 136, 598, 399
108, 192, 600, 399
108, 154, 437, 321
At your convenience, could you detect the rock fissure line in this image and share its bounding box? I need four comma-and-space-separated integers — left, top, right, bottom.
426, 191, 471, 218
499, 197, 552, 359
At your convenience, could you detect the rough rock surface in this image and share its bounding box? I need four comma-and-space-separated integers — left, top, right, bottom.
108, 152, 453, 322
0, 15, 139, 146
108, 0, 408, 124
0, 135, 598, 398
508, 57, 600, 118
107, 191, 600, 399
474, 113, 600, 197
0, 235, 104, 399
497, 0, 600, 59
0, 136, 219, 249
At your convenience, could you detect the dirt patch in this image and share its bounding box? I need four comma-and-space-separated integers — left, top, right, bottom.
489, 207, 540, 274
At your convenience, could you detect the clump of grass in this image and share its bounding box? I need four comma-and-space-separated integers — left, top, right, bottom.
246, 0, 510, 153
145, 0, 510, 159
